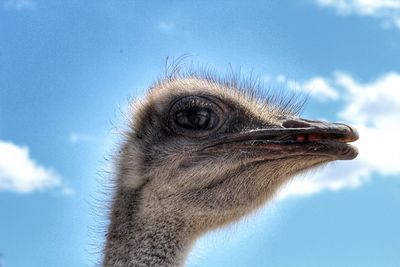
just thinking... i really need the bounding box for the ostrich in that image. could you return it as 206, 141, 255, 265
103, 72, 359, 267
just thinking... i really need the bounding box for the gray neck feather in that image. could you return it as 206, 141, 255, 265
103, 187, 191, 267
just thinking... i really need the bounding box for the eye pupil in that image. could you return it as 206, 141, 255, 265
176, 108, 211, 130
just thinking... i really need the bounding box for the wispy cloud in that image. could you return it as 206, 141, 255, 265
0, 140, 71, 193
315, 0, 400, 29
158, 21, 175, 33
278, 71, 400, 199
282, 75, 339, 101
3, 0, 36, 10
69, 132, 92, 144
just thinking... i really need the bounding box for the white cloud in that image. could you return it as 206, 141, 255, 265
3, 0, 36, 10
315, 0, 400, 29
69, 132, 92, 144
338, 72, 400, 174
278, 71, 400, 199
287, 76, 339, 101
0, 140, 69, 193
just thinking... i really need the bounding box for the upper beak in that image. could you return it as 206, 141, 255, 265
274, 117, 359, 143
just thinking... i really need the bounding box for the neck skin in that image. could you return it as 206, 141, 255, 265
103, 187, 193, 267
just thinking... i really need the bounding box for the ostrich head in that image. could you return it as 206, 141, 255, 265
116, 75, 358, 236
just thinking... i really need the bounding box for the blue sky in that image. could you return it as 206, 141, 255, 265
0, 0, 400, 266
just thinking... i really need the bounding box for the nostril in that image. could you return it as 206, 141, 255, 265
282, 120, 311, 129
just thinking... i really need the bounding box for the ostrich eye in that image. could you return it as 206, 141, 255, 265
168, 96, 223, 136
175, 107, 213, 130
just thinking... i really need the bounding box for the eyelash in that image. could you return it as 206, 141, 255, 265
174, 99, 212, 112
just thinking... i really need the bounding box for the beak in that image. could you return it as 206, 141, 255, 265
203, 117, 359, 160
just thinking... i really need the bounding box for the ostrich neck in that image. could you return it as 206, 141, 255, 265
103, 186, 192, 267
